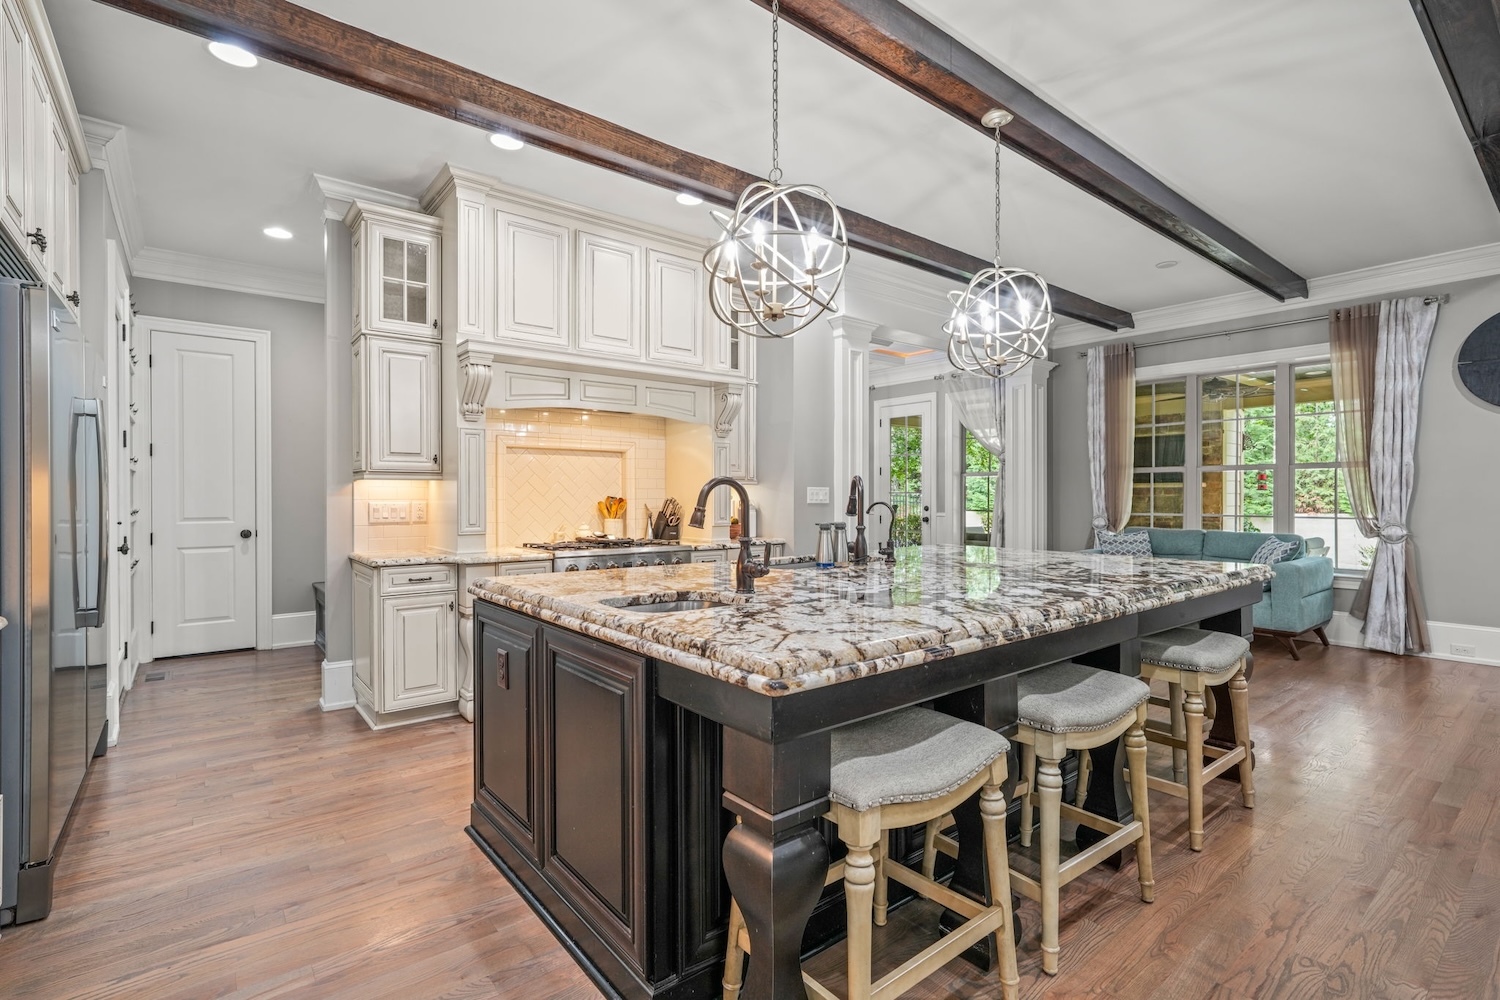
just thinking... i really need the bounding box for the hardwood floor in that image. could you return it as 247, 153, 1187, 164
3, 639, 1498, 999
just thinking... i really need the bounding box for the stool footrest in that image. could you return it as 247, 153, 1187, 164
886, 861, 984, 920
1059, 823, 1143, 884
870, 903, 1004, 1000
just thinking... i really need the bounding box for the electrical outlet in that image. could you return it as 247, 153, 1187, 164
806, 486, 831, 504
411, 501, 428, 523
1451, 643, 1477, 658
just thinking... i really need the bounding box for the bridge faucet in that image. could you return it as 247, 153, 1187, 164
689, 477, 769, 594
845, 475, 869, 565
866, 501, 897, 563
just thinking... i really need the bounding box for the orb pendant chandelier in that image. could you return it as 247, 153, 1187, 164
703, 0, 848, 339
946, 109, 1053, 378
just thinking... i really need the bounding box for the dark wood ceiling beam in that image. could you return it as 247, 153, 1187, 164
1410, 0, 1500, 213
754, 0, 1310, 303
90, 0, 1133, 330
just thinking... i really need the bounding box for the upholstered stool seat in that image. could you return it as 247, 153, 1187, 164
1011, 663, 1154, 976
1138, 627, 1254, 851
723, 706, 1020, 1000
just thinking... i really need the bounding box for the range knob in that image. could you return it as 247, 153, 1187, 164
564, 564, 581, 572
585, 562, 602, 571
671, 557, 686, 565
653, 557, 666, 566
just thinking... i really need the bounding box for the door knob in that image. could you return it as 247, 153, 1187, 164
240, 529, 252, 539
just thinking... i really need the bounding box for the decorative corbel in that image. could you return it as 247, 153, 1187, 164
713, 385, 744, 439
460, 361, 494, 422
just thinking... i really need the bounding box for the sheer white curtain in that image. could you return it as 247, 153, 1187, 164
1088, 343, 1135, 544
1352, 297, 1439, 654
951, 376, 1004, 548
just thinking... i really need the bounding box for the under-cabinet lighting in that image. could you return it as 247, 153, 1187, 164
207, 41, 258, 68
263, 226, 293, 240
489, 132, 525, 151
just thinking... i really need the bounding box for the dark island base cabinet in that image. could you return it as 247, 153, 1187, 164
471, 601, 735, 1000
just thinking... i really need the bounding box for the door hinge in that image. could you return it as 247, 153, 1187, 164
122, 430, 127, 448
150, 621, 155, 634
148, 354, 152, 367
124, 640, 129, 660
149, 532, 154, 545
149, 443, 153, 456
120, 324, 126, 342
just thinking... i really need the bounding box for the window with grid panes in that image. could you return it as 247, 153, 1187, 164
1129, 380, 1187, 528
961, 427, 1001, 545
1131, 359, 1363, 572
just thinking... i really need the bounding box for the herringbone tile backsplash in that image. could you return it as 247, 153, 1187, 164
489, 409, 668, 546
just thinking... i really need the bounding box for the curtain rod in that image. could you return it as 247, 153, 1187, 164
1075, 293, 1449, 358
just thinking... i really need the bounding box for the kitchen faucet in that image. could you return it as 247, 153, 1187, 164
866, 501, 897, 562
689, 477, 769, 594
845, 476, 869, 565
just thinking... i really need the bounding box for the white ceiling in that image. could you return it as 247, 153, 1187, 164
41, 0, 1500, 331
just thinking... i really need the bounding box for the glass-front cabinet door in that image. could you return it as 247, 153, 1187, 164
350, 204, 442, 340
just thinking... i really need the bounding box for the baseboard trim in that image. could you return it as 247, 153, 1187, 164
1324, 612, 1500, 666
271, 611, 316, 649
319, 659, 355, 711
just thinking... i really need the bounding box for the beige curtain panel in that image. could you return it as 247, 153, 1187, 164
1331, 297, 1439, 654
1087, 342, 1135, 541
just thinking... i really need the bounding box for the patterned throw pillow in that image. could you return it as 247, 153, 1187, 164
1251, 537, 1299, 565
1100, 530, 1153, 557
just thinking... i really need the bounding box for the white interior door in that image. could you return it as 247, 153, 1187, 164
110, 278, 137, 700
151, 329, 258, 656
874, 396, 936, 547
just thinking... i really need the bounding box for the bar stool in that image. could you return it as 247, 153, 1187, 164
1137, 627, 1254, 851
1011, 662, 1155, 976
722, 706, 1020, 1000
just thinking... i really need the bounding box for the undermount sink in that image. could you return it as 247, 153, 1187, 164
601, 596, 736, 613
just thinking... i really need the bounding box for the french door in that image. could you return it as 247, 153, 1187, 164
874, 396, 935, 546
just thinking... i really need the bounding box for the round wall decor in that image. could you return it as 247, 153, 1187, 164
1458, 313, 1500, 407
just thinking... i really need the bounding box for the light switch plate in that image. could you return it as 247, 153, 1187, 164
806, 486, 831, 504
411, 501, 428, 523
390, 502, 410, 523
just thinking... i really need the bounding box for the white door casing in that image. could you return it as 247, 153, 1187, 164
874, 394, 936, 546
146, 319, 271, 655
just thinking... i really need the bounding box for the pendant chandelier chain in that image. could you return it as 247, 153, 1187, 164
769, 0, 782, 183
992, 125, 1003, 269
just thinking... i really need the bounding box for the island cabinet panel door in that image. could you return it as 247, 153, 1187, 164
476, 613, 542, 862
541, 626, 649, 972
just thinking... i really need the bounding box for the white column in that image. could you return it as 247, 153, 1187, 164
1003, 359, 1056, 550
830, 317, 875, 498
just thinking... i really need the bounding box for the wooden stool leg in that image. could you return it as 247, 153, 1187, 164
1184, 687, 1206, 851
1230, 666, 1255, 808
1036, 754, 1063, 975
722, 898, 746, 1000
921, 818, 939, 879
1125, 710, 1155, 903
1019, 742, 1037, 849
980, 781, 1020, 1000
843, 840, 877, 1000
1169, 680, 1186, 783
873, 831, 889, 927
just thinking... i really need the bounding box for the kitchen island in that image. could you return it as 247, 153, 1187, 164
467, 546, 1271, 1000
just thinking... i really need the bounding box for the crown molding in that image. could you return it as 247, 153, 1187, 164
1053, 241, 1500, 349
869, 354, 956, 388
132, 247, 325, 303
312, 173, 421, 221
80, 116, 144, 266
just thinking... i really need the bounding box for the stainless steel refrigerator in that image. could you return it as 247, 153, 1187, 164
0, 278, 108, 925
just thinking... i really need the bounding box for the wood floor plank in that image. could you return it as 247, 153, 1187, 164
3, 639, 1500, 999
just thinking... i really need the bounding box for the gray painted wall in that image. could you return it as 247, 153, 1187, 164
1050, 277, 1500, 629
132, 278, 327, 614
323, 221, 354, 663
750, 330, 838, 551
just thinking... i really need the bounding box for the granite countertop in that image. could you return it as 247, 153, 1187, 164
350, 548, 549, 568
470, 546, 1273, 696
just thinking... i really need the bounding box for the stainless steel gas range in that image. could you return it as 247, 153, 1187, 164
522, 539, 693, 572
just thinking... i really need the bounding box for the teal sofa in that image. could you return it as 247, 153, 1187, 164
1103, 528, 1336, 659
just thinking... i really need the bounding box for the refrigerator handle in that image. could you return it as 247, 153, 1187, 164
70, 398, 107, 628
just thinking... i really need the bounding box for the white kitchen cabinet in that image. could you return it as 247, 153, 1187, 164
352, 562, 459, 729
711, 321, 754, 379
498, 209, 570, 348
50, 119, 76, 314
494, 559, 553, 576
647, 249, 704, 367
347, 201, 441, 340
0, 0, 25, 246
690, 549, 727, 564
352, 334, 441, 477
23, 41, 46, 277
576, 229, 642, 358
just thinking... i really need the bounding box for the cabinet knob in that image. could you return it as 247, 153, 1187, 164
432, 319, 438, 329
27, 229, 46, 252
432, 454, 439, 465
67, 292, 80, 306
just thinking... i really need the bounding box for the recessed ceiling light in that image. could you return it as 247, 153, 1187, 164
263, 226, 293, 240
207, 41, 258, 68
1155, 260, 1179, 269
675, 192, 703, 206
489, 132, 525, 151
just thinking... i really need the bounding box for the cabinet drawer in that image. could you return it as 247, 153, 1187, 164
381, 564, 455, 593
